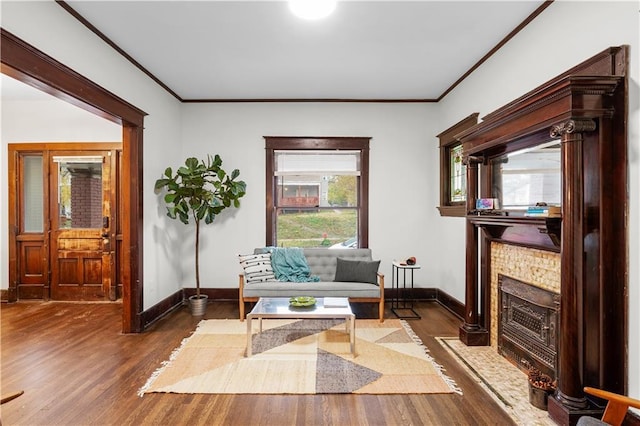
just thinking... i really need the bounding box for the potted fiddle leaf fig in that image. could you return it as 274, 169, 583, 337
154, 154, 246, 316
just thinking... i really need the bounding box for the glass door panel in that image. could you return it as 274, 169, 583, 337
23, 155, 44, 233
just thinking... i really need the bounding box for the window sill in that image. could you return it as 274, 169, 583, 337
437, 205, 466, 217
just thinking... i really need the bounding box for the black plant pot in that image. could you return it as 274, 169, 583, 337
529, 383, 554, 410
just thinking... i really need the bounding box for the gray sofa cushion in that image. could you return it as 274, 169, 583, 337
302, 248, 373, 282
334, 257, 380, 284
254, 247, 374, 282
242, 280, 381, 298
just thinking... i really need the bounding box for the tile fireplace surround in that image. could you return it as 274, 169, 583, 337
490, 243, 561, 347
451, 242, 561, 424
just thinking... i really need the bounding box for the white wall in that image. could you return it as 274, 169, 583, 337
179, 102, 442, 288
1, 98, 122, 142
437, 0, 640, 400
1, 1, 184, 309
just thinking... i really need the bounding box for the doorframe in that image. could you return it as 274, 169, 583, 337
1, 29, 146, 333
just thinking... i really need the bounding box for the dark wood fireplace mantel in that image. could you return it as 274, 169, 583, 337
468, 216, 561, 251
455, 46, 628, 426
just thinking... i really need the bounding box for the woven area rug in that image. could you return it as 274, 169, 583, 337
139, 318, 460, 395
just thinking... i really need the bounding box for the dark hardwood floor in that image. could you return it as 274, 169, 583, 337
1, 300, 515, 425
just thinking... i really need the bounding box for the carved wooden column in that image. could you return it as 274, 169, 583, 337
548, 119, 596, 424
459, 156, 489, 345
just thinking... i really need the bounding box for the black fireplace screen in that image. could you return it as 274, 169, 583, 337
498, 274, 560, 379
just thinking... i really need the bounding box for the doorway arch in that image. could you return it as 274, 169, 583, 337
1, 28, 145, 333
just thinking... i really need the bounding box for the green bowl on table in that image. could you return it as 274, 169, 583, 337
289, 296, 316, 307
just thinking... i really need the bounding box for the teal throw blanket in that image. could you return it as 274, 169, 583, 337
267, 247, 320, 283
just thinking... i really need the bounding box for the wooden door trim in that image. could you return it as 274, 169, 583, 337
7, 149, 21, 302
9, 143, 121, 302
2, 29, 146, 332
9, 142, 123, 151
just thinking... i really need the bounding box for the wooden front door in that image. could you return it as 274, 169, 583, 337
49, 151, 115, 301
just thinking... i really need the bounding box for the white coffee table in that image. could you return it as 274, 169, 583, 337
245, 297, 355, 357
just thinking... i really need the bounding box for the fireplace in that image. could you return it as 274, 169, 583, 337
457, 47, 628, 425
498, 274, 560, 379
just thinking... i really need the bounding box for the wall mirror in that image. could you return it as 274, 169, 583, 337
490, 139, 561, 210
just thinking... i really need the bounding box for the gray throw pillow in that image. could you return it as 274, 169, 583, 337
334, 257, 380, 284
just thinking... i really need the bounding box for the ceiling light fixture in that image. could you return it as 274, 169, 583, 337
289, 0, 337, 20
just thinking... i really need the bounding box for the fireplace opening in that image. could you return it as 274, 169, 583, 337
498, 274, 560, 379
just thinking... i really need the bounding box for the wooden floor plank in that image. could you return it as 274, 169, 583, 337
1, 300, 516, 425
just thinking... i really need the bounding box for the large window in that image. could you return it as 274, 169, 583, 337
265, 137, 369, 248
437, 113, 478, 217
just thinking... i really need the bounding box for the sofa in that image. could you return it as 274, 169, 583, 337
239, 248, 384, 322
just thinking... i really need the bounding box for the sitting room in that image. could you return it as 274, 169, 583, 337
1, 1, 638, 425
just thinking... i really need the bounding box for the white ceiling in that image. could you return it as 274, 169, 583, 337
53, 0, 547, 101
